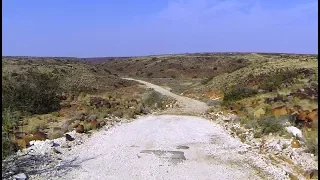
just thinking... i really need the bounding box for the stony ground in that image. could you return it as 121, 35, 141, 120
2, 78, 317, 180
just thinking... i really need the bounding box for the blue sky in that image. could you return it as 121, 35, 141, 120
2, 0, 318, 57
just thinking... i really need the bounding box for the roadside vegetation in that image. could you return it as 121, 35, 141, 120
1, 57, 173, 158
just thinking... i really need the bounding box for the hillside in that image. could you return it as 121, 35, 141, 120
101, 52, 318, 157
2, 53, 318, 179
2, 56, 175, 158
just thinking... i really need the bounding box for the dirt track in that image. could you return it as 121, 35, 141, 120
123, 78, 209, 115
29, 79, 288, 180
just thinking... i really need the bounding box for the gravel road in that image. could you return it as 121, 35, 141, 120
29, 78, 289, 180
123, 78, 209, 115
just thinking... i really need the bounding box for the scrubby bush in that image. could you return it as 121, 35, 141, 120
303, 128, 318, 156
2, 71, 61, 157
240, 116, 259, 130
142, 90, 165, 109
258, 115, 284, 134
2, 108, 21, 157
222, 84, 258, 105
2, 108, 21, 131
259, 68, 313, 92
2, 129, 17, 158
2, 70, 61, 114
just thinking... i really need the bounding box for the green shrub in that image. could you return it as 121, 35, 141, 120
2, 108, 21, 131
258, 115, 284, 134
223, 84, 258, 105
2, 70, 61, 114
240, 116, 259, 129
2, 130, 17, 158
142, 90, 164, 109
259, 68, 313, 92
2, 108, 21, 158
303, 129, 318, 156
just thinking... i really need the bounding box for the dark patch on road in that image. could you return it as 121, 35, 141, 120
176, 145, 189, 149
139, 150, 186, 164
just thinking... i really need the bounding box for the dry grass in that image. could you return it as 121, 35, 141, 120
24, 117, 48, 134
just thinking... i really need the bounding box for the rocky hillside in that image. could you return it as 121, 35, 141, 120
101, 52, 318, 158
2, 56, 177, 158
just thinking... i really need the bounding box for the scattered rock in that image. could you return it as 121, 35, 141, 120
65, 134, 75, 141
291, 140, 301, 148
71, 113, 86, 121
91, 119, 99, 129
298, 111, 308, 121
47, 128, 64, 140
53, 148, 62, 154
76, 124, 85, 133
272, 105, 288, 119
60, 119, 74, 132
223, 114, 240, 122
141, 107, 150, 114
89, 97, 111, 108
285, 126, 303, 140
304, 169, 318, 180
13, 173, 27, 180
72, 122, 80, 128
51, 142, 60, 147
99, 121, 106, 126
307, 109, 318, 122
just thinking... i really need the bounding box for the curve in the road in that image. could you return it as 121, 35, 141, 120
123, 78, 209, 115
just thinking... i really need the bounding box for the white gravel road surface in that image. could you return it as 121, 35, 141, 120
24, 78, 288, 180
52, 115, 287, 180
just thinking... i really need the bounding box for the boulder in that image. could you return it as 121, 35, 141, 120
72, 122, 80, 128
91, 119, 99, 129
219, 114, 240, 122
99, 121, 106, 126
285, 126, 303, 139
16, 131, 47, 149
304, 169, 318, 180
76, 124, 84, 133
13, 173, 27, 180
89, 97, 111, 108
307, 109, 318, 122
291, 140, 301, 148
298, 111, 308, 121
271, 105, 288, 119
65, 134, 75, 141
47, 127, 64, 139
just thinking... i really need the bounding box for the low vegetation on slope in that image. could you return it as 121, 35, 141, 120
101, 53, 318, 158
2, 57, 175, 157
100, 53, 250, 79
